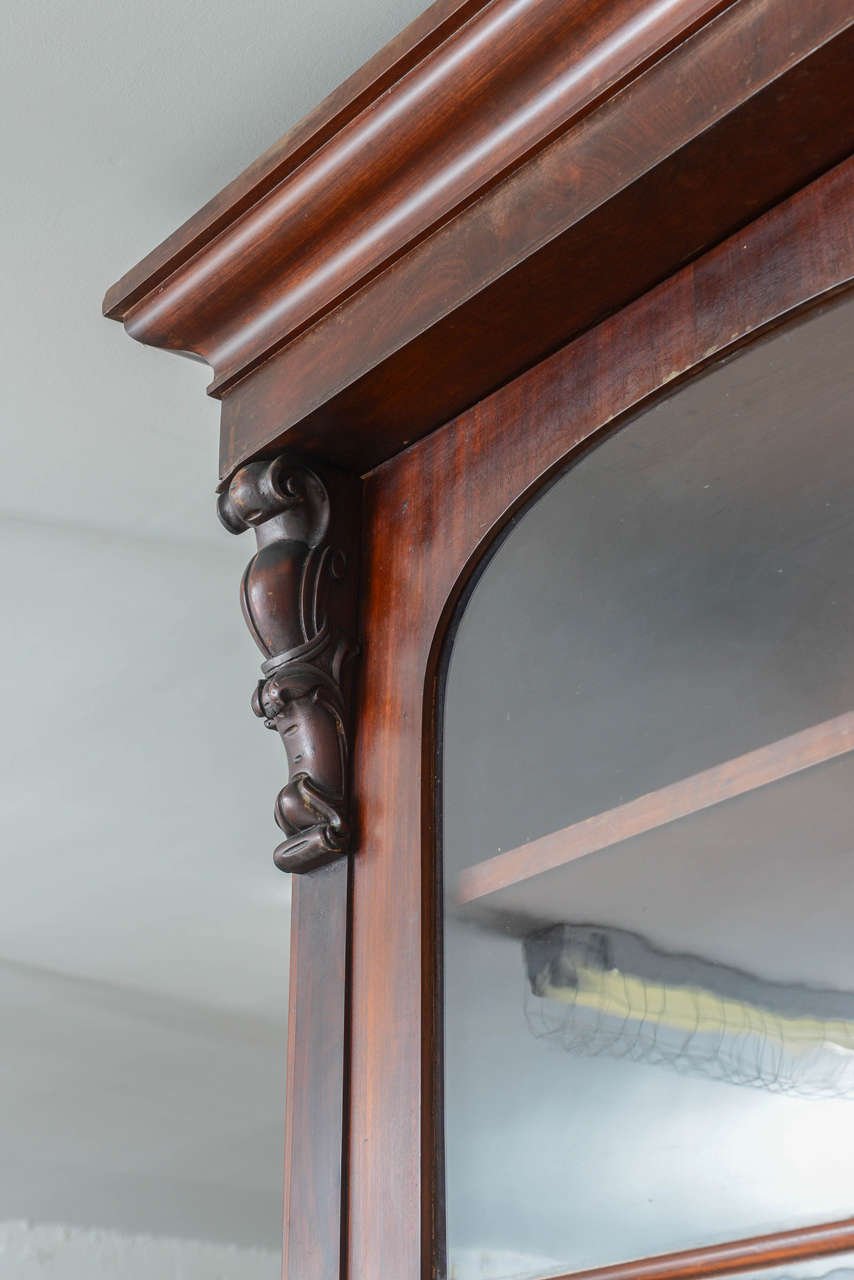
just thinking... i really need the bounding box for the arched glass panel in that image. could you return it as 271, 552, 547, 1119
441, 293, 854, 1280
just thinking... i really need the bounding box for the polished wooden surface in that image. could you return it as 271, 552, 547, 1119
218, 0, 854, 478
101, 2, 854, 1271
114, 0, 736, 387
104, 0, 734, 354
103, 0, 488, 317
281, 861, 350, 1280
350, 161, 854, 1277
457, 710, 854, 905
544, 1218, 854, 1280
217, 458, 361, 873
102, 0, 854, 481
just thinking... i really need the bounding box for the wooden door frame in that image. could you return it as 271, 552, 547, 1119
350, 157, 854, 1279
101, 0, 854, 1273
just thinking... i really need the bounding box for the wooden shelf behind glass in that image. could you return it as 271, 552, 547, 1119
455, 711, 854, 924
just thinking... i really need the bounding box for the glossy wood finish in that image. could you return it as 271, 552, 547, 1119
545, 1218, 854, 1280
218, 457, 361, 873
457, 710, 854, 905
102, 0, 490, 317
104, 0, 737, 358
350, 159, 854, 1278
218, 1, 854, 478
103, 0, 854, 482
112, 0, 736, 384
102, 2, 854, 1272
282, 860, 349, 1280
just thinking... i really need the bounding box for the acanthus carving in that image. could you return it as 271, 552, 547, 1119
218, 455, 360, 873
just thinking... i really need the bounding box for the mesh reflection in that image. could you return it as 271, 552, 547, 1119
524, 924, 854, 1098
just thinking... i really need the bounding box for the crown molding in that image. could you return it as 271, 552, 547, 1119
102, 0, 485, 321
104, 0, 734, 370
104, 0, 854, 480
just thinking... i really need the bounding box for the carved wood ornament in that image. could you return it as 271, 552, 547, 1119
102, 1, 854, 1275
217, 455, 360, 873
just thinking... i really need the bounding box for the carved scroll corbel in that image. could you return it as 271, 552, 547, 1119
217, 456, 360, 873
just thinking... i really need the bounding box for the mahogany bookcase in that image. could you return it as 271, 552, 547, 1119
104, 1, 854, 1277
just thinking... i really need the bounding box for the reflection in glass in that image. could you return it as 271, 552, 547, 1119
441, 295, 854, 1280
525, 922, 854, 1098
738, 1255, 854, 1280
447, 1251, 854, 1280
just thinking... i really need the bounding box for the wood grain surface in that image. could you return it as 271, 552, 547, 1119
102, 0, 491, 317
281, 862, 350, 1280
102, 0, 854, 480
101, 4, 854, 1273
217, 1, 854, 478
348, 160, 854, 1278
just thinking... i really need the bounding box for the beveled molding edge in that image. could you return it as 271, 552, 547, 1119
218, 454, 360, 873
102, 0, 736, 389
103, 0, 854, 485
102, 0, 485, 318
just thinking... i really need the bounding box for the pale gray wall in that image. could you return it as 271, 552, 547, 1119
0, 0, 423, 1260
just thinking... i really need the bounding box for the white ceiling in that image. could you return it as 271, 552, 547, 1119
0, 0, 424, 1253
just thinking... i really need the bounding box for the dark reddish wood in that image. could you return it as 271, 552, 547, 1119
106, 0, 736, 365
102, 0, 490, 318
103, 0, 854, 482
349, 161, 854, 1278
541, 1217, 854, 1280
218, 457, 361, 873
457, 710, 854, 905
218, 4, 854, 478
282, 860, 350, 1280
103, 3, 854, 1273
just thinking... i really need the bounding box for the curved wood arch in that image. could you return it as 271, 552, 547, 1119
101, 0, 854, 1269
350, 156, 854, 1279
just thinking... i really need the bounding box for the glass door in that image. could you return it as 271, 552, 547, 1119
441, 294, 854, 1280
